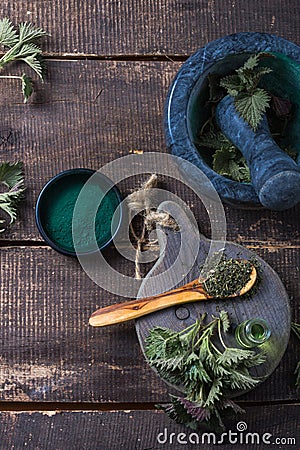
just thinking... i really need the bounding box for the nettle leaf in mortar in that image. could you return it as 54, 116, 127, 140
234, 89, 271, 131
220, 54, 272, 131
0, 18, 48, 102
212, 146, 251, 183
0, 162, 25, 232
198, 53, 297, 182
145, 311, 266, 430
197, 130, 251, 183
234, 88, 271, 131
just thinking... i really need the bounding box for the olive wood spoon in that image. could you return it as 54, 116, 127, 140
89, 264, 256, 327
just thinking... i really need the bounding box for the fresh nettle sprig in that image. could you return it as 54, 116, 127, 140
145, 311, 266, 430
0, 18, 48, 102
220, 54, 273, 131
291, 322, 300, 389
0, 162, 25, 232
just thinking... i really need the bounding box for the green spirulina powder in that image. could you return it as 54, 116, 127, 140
44, 177, 120, 253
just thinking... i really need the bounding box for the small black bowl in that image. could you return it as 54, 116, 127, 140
35, 168, 122, 256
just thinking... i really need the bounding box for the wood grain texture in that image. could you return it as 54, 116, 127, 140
0, 60, 178, 240
0, 59, 299, 244
0, 1, 298, 445
0, 406, 298, 449
0, 246, 298, 402
1, 1, 300, 55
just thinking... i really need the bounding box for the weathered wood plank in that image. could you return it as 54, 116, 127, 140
0, 60, 299, 244
0, 246, 298, 402
0, 60, 178, 240
0, 406, 298, 449
1, 1, 300, 55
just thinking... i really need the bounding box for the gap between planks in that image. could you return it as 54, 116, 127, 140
0, 240, 299, 250
0, 53, 188, 62
0, 400, 298, 413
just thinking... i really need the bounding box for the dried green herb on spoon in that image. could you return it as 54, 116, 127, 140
203, 257, 254, 298
145, 311, 266, 430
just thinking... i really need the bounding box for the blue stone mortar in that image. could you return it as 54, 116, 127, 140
164, 32, 300, 209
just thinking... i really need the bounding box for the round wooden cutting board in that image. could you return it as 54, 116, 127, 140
135, 201, 291, 393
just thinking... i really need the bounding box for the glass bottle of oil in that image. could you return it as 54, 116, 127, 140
235, 318, 271, 348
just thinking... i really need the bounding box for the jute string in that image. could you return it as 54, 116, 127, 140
127, 174, 179, 279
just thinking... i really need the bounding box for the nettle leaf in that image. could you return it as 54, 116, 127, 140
220, 74, 244, 97
235, 158, 251, 183
0, 195, 20, 224
197, 130, 235, 151
0, 20, 47, 101
242, 351, 267, 368
199, 130, 251, 183
213, 146, 250, 182
0, 18, 18, 47
179, 320, 201, 348
154, 354, 186, 372
0, 161, 24, 189
219, 54, 273, 131
179, 397, 211, 423
212, 146, 235, 175
238, 54, 260, 73
252, 66, 273, 85
0, 162, 25, 231
145, 326, 182, 362
158, 396, 199, 430
22, 54, 44, 79
204, 378, 223, 407
217, 347, 256, 366
211, 363, 231, 377
18, 42, 43, 55
225, 369, 260, 390
234, 88, 271, 131
21, 74, 33, 102
228, 159, 250, 183
219, 310, 230, 333
185, 360, 212, 385
18, 22, 47, 44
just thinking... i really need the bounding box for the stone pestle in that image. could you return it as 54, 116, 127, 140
215, 95, 300, 210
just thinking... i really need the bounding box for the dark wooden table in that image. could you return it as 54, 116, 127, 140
0, 1, 299, 449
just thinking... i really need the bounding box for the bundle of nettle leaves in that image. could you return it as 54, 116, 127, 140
145, 310, 266, 431
198, 53, 296, 182
0, 18, 47, 231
